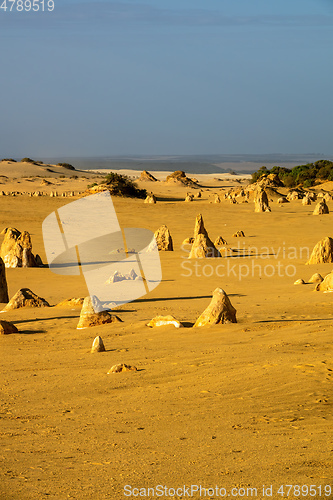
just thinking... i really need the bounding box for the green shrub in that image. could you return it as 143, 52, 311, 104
21, 157, 36, 163
251, 159, 333, 187
57, 163, 75, 170
102, 172, 147, 198
316, 166, 331, 179
282, 174, 296, 188
1, 158, 17, 162
303, 178, 314, 188
250, 166, 268, 183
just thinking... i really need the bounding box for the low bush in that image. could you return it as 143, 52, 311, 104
102, 172, 147, 198
21, 157, 36, 163
251, 160, 333, 187
57, 163, 75, 170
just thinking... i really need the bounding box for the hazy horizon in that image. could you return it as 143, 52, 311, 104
19, 153, 333, 175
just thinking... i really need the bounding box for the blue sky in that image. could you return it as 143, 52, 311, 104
0, 0, 332, 157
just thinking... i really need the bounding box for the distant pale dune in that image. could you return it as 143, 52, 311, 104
87, 168, 252, 182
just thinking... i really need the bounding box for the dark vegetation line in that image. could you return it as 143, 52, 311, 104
251, 160, 333, 188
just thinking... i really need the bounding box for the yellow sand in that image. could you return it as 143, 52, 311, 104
0, 163, 332, 500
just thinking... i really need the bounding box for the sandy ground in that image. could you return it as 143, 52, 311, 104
0, 162, 332, 500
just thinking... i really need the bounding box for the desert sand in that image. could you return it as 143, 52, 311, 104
0, 161, 332, 500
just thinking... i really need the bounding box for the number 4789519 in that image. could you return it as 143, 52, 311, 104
277, 485, 332, 497
0, 0, 55, 11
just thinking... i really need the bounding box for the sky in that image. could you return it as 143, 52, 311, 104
0, 0, 333, 158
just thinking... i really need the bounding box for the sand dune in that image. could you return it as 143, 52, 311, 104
0, 160, 99, 179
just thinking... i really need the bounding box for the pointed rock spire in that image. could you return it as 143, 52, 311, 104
194, 288, 237, 326
0, 257, 9, 303
306, 237, 333, 265
308, 273, 323, 284
91, 336, 106, 353
154, 225, 173, 251
254, 187, 271, 212
189, 214, 220, 258
77, 296, 122, 329
0, 320, 18, 335
2, 288, 49, 312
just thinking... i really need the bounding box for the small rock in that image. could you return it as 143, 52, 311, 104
313, 200, 329, 215
105, 269, 140, 284
106, 271, 126, 284
107, 364, 137, 374
77, 296, 122, 329
306, 237, 333, 265
165, 171, 198, 187
214, 236, 228, 246
2, 288, 50, 312
91, 336, 106, 353
287, 190, 302, 201
153, 225, 173, 251
314, 271, 333, 292
139, 170, 158, 182
55, 297, 85, 307
308, 273, 324, 284
294, 279, 305, 285
144, 193, 156, 204
127, 268, 139, 280
0, 320, 18, 335
302, 194, 312, 206
147, 315, 183, 328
